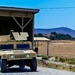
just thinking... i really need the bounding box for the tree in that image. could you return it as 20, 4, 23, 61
34, 33, 44, 37
34, 34, 39, 37
50, 32, 57, 40
51, 32, 57, 35
50, 32, 74, 40
38, 33, 44, 37
50, 34, 56, 40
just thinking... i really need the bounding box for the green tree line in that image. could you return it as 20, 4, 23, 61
34, 32, 75, 40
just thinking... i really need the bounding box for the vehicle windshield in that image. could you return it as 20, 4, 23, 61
0, 44, 13, 50
0, 44, 30, 50
17, 44, 30, 49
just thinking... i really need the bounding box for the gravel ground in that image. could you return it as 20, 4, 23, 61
0, 66, 75, 75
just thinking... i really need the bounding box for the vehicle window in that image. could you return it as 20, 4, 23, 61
17, 44, 30, 49
0, 44, 13, 49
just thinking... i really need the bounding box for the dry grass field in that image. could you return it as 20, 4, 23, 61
37, 40, 75, 58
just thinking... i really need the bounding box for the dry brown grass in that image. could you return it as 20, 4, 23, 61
37, 60, 75, 72
37, 40, 75, 58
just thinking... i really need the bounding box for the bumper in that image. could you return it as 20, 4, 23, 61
1, 53, 36, 60
7, 59, 32, 65
0, 50, 37, 60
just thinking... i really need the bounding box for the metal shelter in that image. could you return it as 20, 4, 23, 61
0, 6, 39, 32
0, 6, 39, 48
34, 37, 50, 56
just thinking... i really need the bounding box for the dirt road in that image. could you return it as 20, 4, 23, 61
0, 66, 75, 75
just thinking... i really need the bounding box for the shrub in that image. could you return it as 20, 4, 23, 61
41, 54, 48, 60
55, 56, 60, 61
59, 58, 66, 62
67, 59, 75, 64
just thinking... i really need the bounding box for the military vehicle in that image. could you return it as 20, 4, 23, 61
0, 6, 39, 72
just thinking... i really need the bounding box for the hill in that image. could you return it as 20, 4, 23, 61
34, 27, 75, 37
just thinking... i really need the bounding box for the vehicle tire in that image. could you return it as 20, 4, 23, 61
30, 57, 37, 71
19, 65, 25, 68
0, 59, 2, 71
1, 59, 7, 72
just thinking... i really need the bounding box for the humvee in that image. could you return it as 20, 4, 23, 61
0, 6, 39, 72
0, 32, 37, 72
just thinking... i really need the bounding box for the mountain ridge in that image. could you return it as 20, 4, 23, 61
34, 27, 75, 37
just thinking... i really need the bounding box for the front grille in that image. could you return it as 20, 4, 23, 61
15, 54, 25, 59
13, 50, 24, 54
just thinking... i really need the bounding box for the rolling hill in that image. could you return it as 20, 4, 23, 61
34, 27, 75, 37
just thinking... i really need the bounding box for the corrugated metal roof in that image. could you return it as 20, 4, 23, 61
34, 37, 50, 41
0, 6, 39, 13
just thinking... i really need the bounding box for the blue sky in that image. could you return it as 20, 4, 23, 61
0, 0, 75, 30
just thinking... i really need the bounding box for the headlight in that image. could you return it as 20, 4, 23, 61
26, 54, 30, 58
2, 54, 7, 59
10, 55, 14, 59
3, 54, 6, 57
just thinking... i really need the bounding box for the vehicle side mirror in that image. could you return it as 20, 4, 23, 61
34, 48, 38, 53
